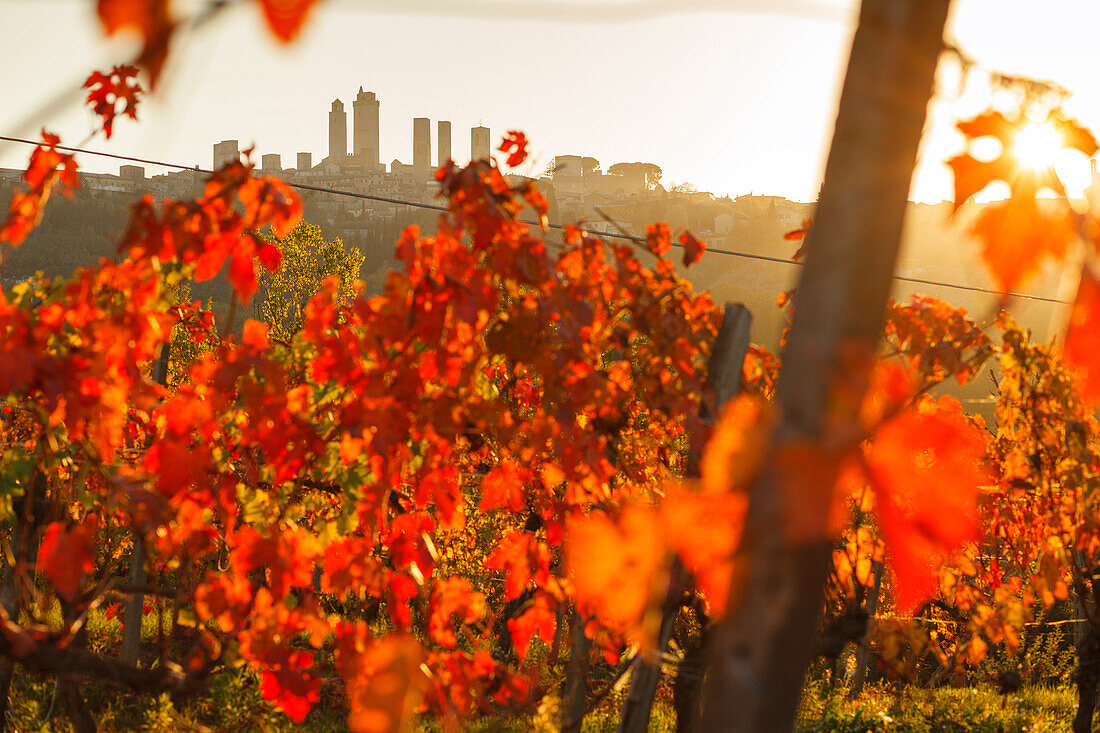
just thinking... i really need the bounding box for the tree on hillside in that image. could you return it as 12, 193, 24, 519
607, 162, 663, 190
253, 222, 364, 342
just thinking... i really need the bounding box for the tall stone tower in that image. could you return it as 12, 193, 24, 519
471, 126, 491, 162
413, 118, 431, 177
353, 87, 380, 169
437, 121, 452, 167
213, 139, 239, 169
261, 153, 281, 172
329, 99, 347, 162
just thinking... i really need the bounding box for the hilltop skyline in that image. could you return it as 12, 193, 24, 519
3, 0, 1100, 203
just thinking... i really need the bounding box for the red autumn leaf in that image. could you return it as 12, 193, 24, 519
38, 521, 96, 602
415, 465, 465, 530
498, 131, 529, 167
1064, 266, 1100, 403
865, 397, 992, 613
662, 489, 748, 617
784, 218, 812, 241
0, 131, 79, 245
645, 222, 672, 258
242, 318, 271, 350
700, 395, 775, 496
567, 506, 663, 635
192, 232, 235, 282
947, 108, 1094, 291
227, 235, 262, 302
336, 629, 425, 733
507, 594, 556, 662
948, 110, 1097, 211
775, 441, 843, 544
257, 0, 320, 42
257, 241, 282, 272
785, 218, 812, 261
428, 578, 486, 649
680, 230, 706, 267
96, 0, 176, 88
970, 194, 1075, 293
322, 538, 385, 599
239, 175, 302, 237
484, 532, 550, 601
947, 111, 1019, 210
259, 650, 320, 723
83, 65, 144, 139
479, 461, 527, 512
539, 463, 565, 491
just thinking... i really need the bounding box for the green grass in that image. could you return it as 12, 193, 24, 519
798, 683, 1080, 733
4, 604, 1087, 731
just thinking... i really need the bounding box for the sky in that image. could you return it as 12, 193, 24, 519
1, 0, 1099, 203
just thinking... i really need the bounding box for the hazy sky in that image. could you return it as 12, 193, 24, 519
1, 0, 1099, 202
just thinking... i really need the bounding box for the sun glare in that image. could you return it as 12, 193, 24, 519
1012, 122, 1065, 172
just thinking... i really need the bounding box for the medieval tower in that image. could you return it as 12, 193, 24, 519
328, 99, 347, 162
471, 125, 491, 162
353, 87, 380, 169
437, 121, 452, 167
413, 118, 432, 177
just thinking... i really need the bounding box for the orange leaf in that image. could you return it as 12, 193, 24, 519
83, 65, 144, 139
948, 108, 1094, 291
1064, 266, 1100, 403
785, 218, 812, 261
498, 131, 529, 168
539, 463, 565, 491
479, 461, 527, 512
784, 218, 812, 240
96, 0, 175, 88
484, 532, 550, 601
258, 650, 320, 723
239, 175, 302, 237
948, 109, 1097, 211
428, 578, 486, 649
257, 0, 320, 42
337, 629, 425, 733
0, 131, 79, 245
567, 506, 663, 635
241, 319, 271, 350
775, 442, 842, 543
680, 230, 706, 267
39, 521, 96, 602
700, 395, 775, 495
866, 397, 992, 613
645, 222, 672, 257
507, 594, 556, 662
662, 488, 747, 617
971, 195, 1075, 293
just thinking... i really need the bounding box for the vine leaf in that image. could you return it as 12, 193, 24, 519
258, 0, 321, 42
1064, 266, 1100, 403
498, 131, 529, 168
948, 109, 1096, 291
38, 521, 96, 602
866, 397, 992, 612
84, 65, 144, 139
96, 0, 175, 88
0, 131, 79, 245
680, 230, 707, 267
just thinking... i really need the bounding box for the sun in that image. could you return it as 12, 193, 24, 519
1012, 121, 1064, 172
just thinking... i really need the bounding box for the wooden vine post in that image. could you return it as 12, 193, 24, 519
617, 302, 753, 733
121, 345, 169, 666
699, 1, 954, 729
